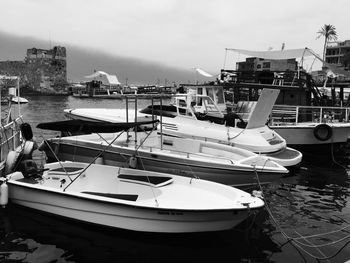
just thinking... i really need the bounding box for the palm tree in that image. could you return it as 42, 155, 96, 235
317, 24, 338, 64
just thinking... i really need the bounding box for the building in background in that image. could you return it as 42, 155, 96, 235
236, 57, 297, 72
325, 40, 350, 71
0, 46, 67, 94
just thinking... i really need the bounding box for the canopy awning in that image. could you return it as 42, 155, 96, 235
37, 119, 159, 133
85, 71, 121, 85
226, 48, 314, 60
226, 47, 350, 78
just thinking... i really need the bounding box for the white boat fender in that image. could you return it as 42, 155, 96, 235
313, 124, 332, 141
128, 156, 137, 169
0, 178, 8, 208
22, 140, 35, 156
5, 141, 35, 174
5, 150, 21, 174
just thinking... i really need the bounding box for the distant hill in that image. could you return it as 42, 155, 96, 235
0, 31, 208, 85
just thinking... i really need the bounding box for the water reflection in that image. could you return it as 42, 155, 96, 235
0, 204, 280, 263
4, 95, 350, 262
261, 164, 350, 262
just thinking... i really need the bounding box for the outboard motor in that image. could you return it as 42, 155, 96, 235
16, 159, 38, 178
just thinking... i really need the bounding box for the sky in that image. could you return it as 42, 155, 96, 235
0, 0, 349, 77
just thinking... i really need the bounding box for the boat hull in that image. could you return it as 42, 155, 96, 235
43, 139, 285, 188
271, 123, 350, 146
64, 108, 302, 169
6, 162, 264, 233
272, 124, 349, 154
9, 185, 250, 233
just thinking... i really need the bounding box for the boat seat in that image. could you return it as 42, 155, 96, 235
118, 173, 173, 187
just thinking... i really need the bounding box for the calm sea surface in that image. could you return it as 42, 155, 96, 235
2, 95, 350, 262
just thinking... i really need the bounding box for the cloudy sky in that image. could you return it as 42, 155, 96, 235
1, 0, 349, 76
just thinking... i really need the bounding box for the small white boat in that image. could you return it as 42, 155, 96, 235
64, 90, 303, 170
11, 96, 29, 104
3, 161, 264, 233
37, 119, 288, 187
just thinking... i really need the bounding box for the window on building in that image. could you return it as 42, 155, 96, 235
262, 62, 270, 69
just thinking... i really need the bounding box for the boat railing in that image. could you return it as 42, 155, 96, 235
270, 105, 350, 126
0, 116, 22, 164
139, 143, 235, 165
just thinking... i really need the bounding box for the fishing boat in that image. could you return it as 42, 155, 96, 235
37, 119, 288, 188
1, 119, 265, 233
72, 71, 123, 99
64, 90, 303, 171
178, 48, 350, 158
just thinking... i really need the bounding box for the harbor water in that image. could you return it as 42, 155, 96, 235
1, 95, 350, 262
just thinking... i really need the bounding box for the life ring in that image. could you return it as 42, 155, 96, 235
313, 124, 333, 141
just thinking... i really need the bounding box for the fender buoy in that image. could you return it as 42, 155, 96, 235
128, 156, 137, 169
0, 179, 8, 207
5, 150, 21, 174
313, 124, 333, 141
22, 141, 35, 156
20, 123, 33, 141
5, 141, 35, 174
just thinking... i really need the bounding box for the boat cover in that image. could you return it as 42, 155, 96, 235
85, 71, 121, 85
37, 119, 159, 133
226, 48, 314, 60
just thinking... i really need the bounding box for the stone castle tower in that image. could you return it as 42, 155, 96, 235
0, 46, 67, 93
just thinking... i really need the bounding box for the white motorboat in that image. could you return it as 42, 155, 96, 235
37, 119, 288, 188
185, 84, 350, 156
64, 90, 303, 170
11, 96, 29, 104
2, 160, 264, 233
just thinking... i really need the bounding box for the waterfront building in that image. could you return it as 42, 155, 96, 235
325, 40, 350, 71
236, 57, 297, 72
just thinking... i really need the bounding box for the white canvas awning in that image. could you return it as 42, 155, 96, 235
226, 48, 314, 60
227, 47, 350, 78
85, 71, 121, 85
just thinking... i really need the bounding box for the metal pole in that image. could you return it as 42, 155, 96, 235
134, 96, 137, 147
160, 97, 163, 150
17, 77, 21, 116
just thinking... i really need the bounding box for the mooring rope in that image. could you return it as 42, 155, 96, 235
254, 159, 350, 260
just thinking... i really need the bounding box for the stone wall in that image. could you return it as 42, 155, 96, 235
0, 46, 67, 94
